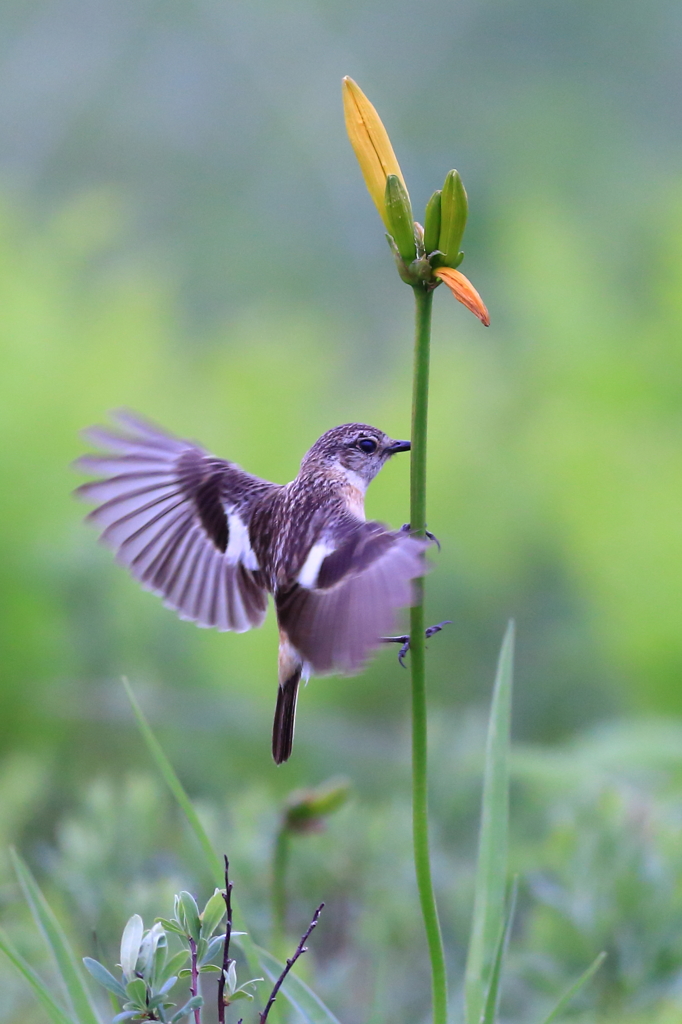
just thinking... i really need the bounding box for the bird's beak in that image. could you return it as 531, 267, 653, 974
386, 439, 411, 455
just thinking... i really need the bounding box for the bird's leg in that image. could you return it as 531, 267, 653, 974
382, 620, 452, 668
400, 522, 441, 552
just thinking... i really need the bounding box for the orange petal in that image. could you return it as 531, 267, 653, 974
433, 266, 490, 326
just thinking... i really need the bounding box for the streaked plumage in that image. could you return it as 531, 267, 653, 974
75, 412, 428, 762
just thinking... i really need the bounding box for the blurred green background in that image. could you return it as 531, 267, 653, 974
2, 0, 682, 1022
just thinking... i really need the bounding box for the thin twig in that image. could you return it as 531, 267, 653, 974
259, 904, 324, 1024
217, 855, 233, 1024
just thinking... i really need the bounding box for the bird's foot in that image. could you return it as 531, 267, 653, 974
400, 522, 441, 552
382, 620, 452, 668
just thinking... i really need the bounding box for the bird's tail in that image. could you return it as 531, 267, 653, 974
272, 670, 301, 764
273, 632, 303, 764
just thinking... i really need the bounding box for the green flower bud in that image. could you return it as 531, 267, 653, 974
423, 190, 442, 255
438, 169, 468, 268
284, 778, 351, 834
384, 174, 417, 264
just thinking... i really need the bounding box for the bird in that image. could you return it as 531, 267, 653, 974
74, 411, 430, 763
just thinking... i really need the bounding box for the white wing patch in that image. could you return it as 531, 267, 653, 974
225, 508, 259, 569
296, 539, 335, 588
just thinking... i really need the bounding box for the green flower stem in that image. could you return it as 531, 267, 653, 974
410, 283, 448, 1024
272, 824, 290, 947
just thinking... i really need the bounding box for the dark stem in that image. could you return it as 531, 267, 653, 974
217, 855, 233, 1024
259, 904, 324, 1024
187, 937, 201, 1024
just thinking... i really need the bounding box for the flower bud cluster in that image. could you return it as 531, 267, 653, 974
343, 77, 489, 326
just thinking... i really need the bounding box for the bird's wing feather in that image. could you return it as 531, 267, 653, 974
75, 410, 277, 632
276, 520, 429, 674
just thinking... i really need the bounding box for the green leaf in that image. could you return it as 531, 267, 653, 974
0, 926, 74, 1024
253, 944, 342, 1024
200, 934, 226, 966
170, 995, 203, 1023
481, 880, 517, 1024
120, 915, 144, 980
10, 848, 101, 1024
159, 950, 190, 985
464, 622, 515, 1024
199, 963, 222, 973
538, 952, 607, 1024
122, 678, 224, 884
83, 958, 127, 1001
125, 978, 147, 1007
155, 917, 186, 936
200, 890, 226, 940
178, 892, 201, 943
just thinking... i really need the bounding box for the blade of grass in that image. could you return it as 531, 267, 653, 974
10, 849, 101, 1024
538, 952, 606, 1024
0, 926, 75, 1024
122, 677, 224, 885
122, 678, 341, 1024
254, 944, 343, 1024
481, 879, 517, 1024
464, 621, 515, 1024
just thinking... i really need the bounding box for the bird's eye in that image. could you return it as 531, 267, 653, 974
357, 438, 377, 454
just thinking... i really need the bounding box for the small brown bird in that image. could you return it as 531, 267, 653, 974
75, 412, 428, 763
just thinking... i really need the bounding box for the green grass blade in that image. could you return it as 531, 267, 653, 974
10, 849, 101, 1024
538, 952, 606, 1024
122, 677, 224, 885
481, 879, 517, 1024
254, 944, 343, 1024
0, 926, 75, 1024
464, 621, 515, 1024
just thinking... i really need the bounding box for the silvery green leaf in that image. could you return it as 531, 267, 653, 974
158, 975, 179, 995
159, 950, 189, 985
201, 935, 226, 965
155, 918, 185, 936
139, 922, 165, 980
196, 938, 207, 964
112, 1012, 138, 1022
120, 915, 144, 980
229, 989, 254, 1002
178, 893, 201, 942
226, 960, 237, 993
83, 957, 127, 1001
170, 995, 203, 1023
125, 978, 147, 1008
200, 891, 226, 940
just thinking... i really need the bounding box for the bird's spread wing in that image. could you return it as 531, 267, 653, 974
275, 520, 430, 675
75, 411, 277, 632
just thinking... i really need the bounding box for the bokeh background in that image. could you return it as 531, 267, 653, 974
2, 1, 682, 1022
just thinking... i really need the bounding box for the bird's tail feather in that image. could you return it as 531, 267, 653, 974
272, 668, 301, 764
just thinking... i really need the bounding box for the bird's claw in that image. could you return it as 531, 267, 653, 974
400, 522, 441, 552
382, 620, 452, 668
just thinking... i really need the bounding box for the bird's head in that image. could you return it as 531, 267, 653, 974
300, 423, 411, 488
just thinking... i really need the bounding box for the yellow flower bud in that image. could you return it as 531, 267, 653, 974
434, 267, 490, 326
342, 76, 407, 231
